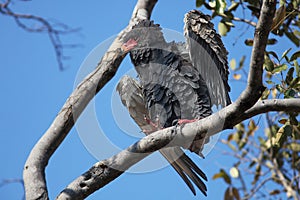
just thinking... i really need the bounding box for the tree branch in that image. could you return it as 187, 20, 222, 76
0, 0, 80, 70
57, 97, 300, 199
23, 1, 157, 199
225, 0, 276, 122
240, 99, 300, 123
232, 16, 257, 27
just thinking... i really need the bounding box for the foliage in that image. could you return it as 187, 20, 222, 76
196, 0, 300, 199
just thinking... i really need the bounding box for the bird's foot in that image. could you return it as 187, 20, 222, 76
142, 115, 162, 134
176, 119, 199, 125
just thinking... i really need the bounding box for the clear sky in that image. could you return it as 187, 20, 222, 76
0, 0, 295, 200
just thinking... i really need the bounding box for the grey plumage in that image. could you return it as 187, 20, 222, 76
117, 76, 208, 196
117, 10, 230, 196
184, 10, 230, 107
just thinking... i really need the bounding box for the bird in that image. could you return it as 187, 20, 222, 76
117, 10, 230, 196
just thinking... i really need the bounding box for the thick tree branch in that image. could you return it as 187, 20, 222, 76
240, 99, 300, 123
57, 97, 300, 199
224, 0, 276, 123
23, 1, 157, 199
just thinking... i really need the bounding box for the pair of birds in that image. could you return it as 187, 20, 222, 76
117, 10, 230, 196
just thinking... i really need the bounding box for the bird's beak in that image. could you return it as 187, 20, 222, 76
121, 39, 138, 53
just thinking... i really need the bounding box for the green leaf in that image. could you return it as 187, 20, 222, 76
248, 119, 256, 131
249, 160, 256, 168
274, 124, 292, 147
289, 114, 298, 125
232, 187, 241, 200
258, 136, 266, 147
290, 51, 300, 62
264, 54, 274, 72
276, 84, 284, 93
224, 21, 235, 27
271, 5, 286, 31
267, 51, 279, 62
272, 64, 288, 74
285, 67, 294, 85
218, 22, 229, 36
270, 189, 281, 195
238, 139, 247, 149
289, 77, 300, 88
267, 38, 277, 45
196, 0, 205, 7
294, 60, 299, 76
288, 143, 300, 152
247, 5, 260, 15
227, 133, 234, 141
238, 56, 246, 70
228, 2, 239, 12
212, 169, 232, 184
284, 88, 296, 98
224, 187, 233, 200
244, 39, 253, 46
230, 59, 236, 70
261, 88, 270, 100
233, 74, 241, 80
281, 48, 292, 61
247, 119, 257, 136
227, 142, 237, 152
266, 80, 274, 84
216, 0, 227, 14
252, 165, 261, 185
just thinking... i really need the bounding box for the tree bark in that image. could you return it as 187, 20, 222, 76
23, 1, 157, 199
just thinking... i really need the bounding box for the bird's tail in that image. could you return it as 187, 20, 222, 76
159, 147, 207, 196
117, 75, 207, 196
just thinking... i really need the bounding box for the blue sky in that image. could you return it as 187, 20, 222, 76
0, 1, 295, 199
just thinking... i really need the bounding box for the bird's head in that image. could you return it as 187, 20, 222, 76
122, 20, 165, 53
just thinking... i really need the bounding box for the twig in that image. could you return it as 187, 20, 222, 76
242, 177, 273, 200
0, 1, 80, 70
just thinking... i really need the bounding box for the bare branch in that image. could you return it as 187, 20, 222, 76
242, 177, 273, 200
232, 16, 257, 27
0, 1, 80, 70
273, 158, 299, 200
57, 97, 300, 199
240, 99, 300, 122
22, 0, 158, 199
227, 0, 276, 119
0, 178, 24, 188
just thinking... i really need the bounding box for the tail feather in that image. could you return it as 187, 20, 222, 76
117, 76, 208, 196
160, 147, 207, 196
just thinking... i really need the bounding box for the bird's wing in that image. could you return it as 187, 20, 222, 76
184, 10, 231, 107
117, 75, 207, 196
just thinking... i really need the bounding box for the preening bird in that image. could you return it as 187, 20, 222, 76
117, 10, 230, 196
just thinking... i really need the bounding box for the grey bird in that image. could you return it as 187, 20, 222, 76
117, 10, 230, 196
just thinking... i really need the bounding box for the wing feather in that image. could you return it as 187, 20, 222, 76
184, 10, 231, 107
117, 75, 207, 195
